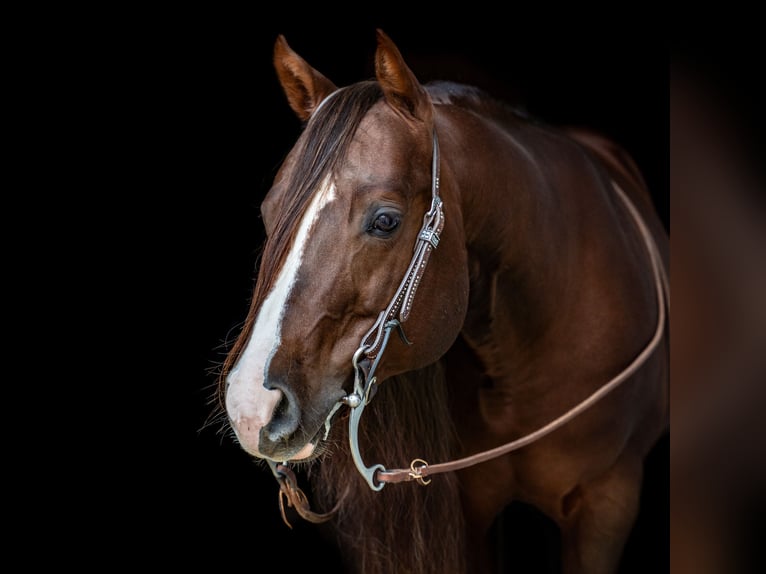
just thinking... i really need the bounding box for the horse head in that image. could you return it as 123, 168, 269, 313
223, 30, 469, 464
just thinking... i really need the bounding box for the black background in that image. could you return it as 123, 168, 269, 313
87, 11, 668, 573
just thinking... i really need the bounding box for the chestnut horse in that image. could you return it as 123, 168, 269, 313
218, 30, 668, 574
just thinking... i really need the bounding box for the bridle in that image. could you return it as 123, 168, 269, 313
338, 130, 444, 490
267, 123, 670, 524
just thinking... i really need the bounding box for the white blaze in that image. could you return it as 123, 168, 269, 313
226, 176, 337, 456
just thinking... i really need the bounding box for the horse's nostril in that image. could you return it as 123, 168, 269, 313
272, 393, 289, 422
263, 383, 300, 441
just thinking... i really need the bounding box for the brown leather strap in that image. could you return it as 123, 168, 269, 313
273, 463, 339, 527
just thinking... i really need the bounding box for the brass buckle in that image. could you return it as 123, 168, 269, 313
408, 458, 431, 486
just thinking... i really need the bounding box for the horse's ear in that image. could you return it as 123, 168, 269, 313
374, 29, 433, 125
273, 34, 338, 122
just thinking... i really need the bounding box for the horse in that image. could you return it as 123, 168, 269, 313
217, 29, 669, 574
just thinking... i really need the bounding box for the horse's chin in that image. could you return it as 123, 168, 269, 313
290, 416, 340, 461
254, 440, 319, 463
287, 413, 346, 462
252, 395, 347, 463
240, 431, 321, 463
289, 440, 318, 461
260, 423, 330, 463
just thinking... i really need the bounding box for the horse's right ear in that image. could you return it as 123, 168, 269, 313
273, 35, 338, 122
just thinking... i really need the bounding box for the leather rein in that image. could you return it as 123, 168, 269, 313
268, 127, 669, 524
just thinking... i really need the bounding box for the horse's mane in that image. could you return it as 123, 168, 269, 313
310, 360, 466, 574
426, 79, 532, 123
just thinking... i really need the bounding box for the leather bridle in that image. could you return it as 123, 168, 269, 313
339, 130, 444, 491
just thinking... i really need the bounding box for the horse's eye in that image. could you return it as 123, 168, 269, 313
368, 212, 400, 236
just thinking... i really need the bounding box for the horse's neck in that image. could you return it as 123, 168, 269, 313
444, 110, 657, 392
448, 115, 590, 338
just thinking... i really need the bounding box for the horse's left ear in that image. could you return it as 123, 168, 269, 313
375, 29, 433, 126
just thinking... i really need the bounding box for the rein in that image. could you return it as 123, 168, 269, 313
269, 128, 669, 524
